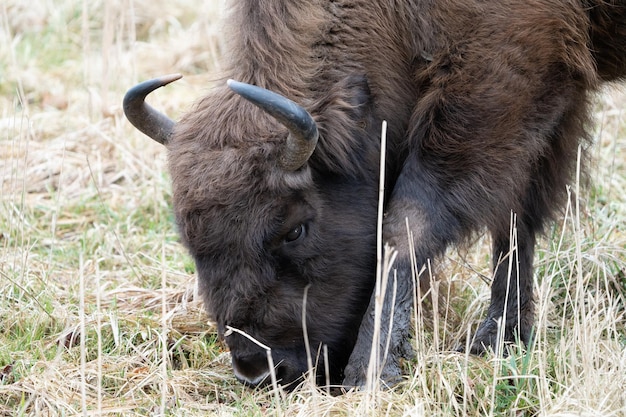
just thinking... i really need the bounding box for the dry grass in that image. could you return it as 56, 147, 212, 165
1, 1, 625, 416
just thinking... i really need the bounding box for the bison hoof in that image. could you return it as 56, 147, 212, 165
342, 359, 367, 388
342, 359, 404, 389
462, 318, 532, 355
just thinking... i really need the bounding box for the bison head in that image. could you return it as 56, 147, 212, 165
123, 74, 380, 388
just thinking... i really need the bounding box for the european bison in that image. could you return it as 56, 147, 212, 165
123, 0, 626, 388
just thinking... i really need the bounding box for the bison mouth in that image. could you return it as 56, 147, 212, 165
225, 326, 347, 391
231, 348, 310, 390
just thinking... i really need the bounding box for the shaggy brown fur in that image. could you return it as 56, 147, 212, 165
158, 0, 626, 388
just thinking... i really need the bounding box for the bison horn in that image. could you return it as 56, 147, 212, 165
227, 80, 319, 171
123, 74, 182, 145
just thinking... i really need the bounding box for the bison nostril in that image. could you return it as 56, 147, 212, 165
231, 355, 271, 387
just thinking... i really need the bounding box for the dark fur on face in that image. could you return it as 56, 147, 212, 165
169, 72, 382, 385
161, 0, 626, 388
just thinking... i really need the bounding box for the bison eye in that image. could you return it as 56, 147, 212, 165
284, 223, 306, 243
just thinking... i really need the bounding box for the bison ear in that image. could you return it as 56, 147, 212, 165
335, 74, 372, 113
309, 74, 375, 175
316, 74, 373, 123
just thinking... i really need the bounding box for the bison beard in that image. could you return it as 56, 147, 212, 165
124, 0, 626, 390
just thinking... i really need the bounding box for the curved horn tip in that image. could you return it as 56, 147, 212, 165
124, 74, 183, 103
123, 74, 182, 145
226, 79, 249, 94
159, 73, 184, 85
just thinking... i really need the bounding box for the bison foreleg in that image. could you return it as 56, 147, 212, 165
469, 218, 536, 354
343, 163, 458, 388
342, 256, 416, 388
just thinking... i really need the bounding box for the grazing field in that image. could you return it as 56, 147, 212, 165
1, 1, 625, 415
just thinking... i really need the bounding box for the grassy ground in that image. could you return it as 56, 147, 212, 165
1, 1, 625, 415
